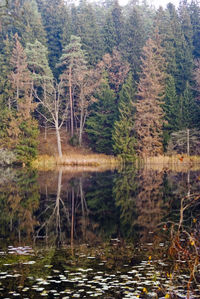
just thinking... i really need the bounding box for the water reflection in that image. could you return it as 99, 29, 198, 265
0, 168, 39, 245
0, 166, 199, 247
0, 166, 199, 298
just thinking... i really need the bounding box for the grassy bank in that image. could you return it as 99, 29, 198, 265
143, 154, 200, 171
32, 153, 120, 171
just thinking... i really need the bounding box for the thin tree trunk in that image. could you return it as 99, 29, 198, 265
44, 121, 47, 140
71, 187, 74, 255
80, 178, 86, 240
55, 124, 62, 157
69, 66, 74, 137
187, 128, 190, 156
56, 169, 62, 245
79, 94, 84, 146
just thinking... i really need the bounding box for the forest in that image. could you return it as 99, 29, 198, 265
0, 0, 200, 165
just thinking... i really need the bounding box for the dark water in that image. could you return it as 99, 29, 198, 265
0, 166, 199, 298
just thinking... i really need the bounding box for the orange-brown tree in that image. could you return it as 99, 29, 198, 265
134, 32, 166, 157
9, 33, 32, 115
98, 48, 129, 94
8, 33, 38, 164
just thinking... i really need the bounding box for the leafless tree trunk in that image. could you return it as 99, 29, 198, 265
69, 66, 74, 137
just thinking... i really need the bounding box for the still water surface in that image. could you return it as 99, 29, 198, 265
0, 166, 199, 298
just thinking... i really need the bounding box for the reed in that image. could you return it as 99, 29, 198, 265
32, 153, 120, 170
144, 154, 200, 171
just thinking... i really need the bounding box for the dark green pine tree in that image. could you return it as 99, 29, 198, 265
179, 81, 199, 129
1, 0, 46, 46
163, 75, 180, 149
20, 0, 47, 45
102, 0, 123, 54
189, 0, 200, 59
112, 73, 136, 162
86, 79, 117, 154
167, 3, 193, 93
120, 6, 145, 81
155, 7, 177, 77
25, 40, 53, 87
36, 0, 71, 77
70, 1, 103, 66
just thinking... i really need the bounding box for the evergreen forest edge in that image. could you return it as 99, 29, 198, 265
0, 0, 200, 166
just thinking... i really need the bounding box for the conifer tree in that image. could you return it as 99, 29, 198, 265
37, 0, 71, 76
0, 35, 13, 106
112, 73, 136, 161
9, 33, 32, 111
21, 0, 46, 45
167, 3, 193, 93
0, 0, 46, 46
180, 81, 198, 129
120, 6, 145, 81
86, 79, 117, 154
99, 48, 129, 95
71, 1, 103, 66
102, 0, 123, 54
164, 75, 180, 132
134, 32, 166, 157
25, 40, 53, 88
8, 33, 39, 164
189, 0, 200, 59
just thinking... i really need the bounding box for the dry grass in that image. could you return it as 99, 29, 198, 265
34, 128, 120, 170
32, 154, 120, 171
144, 154, 200, 171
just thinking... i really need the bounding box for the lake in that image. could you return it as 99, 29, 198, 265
0, 165, 199, 298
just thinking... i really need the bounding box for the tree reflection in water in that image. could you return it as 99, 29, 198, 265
0, 166, 199, 297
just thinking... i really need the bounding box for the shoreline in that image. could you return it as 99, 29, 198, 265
31, 153, 200, 171
31, 153, 121, 171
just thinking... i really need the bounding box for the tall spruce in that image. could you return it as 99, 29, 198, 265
9, 34, 32, 110
37, 0, 71, 77
71, 1, 103, 66
121, 6, 145, 81
189, 0, 200, 59
167, 3, 193, 93
102, 0, 123, 54
0, 0, 46, 46
134, 31, 166, 157
86, 79, 117, 154
112, 73, 136, 161
8, 34, 39, 164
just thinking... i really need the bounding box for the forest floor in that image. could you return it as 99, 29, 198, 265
33, 128, 119, 170
38, 128, 92, 156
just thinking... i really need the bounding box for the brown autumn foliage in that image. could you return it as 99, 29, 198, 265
98, 48, 129, 93
134, 32, 166, 157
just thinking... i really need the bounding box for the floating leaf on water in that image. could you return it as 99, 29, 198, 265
36, 287, 44, 292
41, 290, 48, 296
13, 274, 21, 277
44, 264, 53, 268
23, 261, 35, 265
